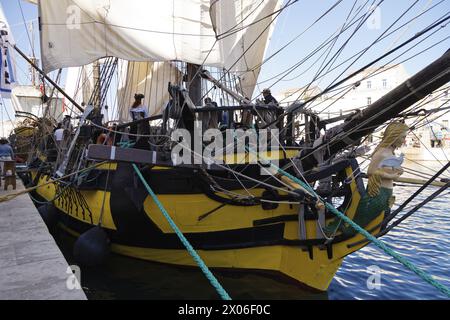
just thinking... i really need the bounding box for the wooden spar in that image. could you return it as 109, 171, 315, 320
13, 45, 85, 113
115, 114, 163, 130
87, 144, 222, 170
301, 48, 450, 169
200, 70, 251, 104
192, 105, 278, 112
187, 63, 202, 106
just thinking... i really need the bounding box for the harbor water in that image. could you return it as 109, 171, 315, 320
51, 161, 450, 300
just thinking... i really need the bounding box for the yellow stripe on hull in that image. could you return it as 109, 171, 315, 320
30, 161, 383, 292
58, 214, 381, 292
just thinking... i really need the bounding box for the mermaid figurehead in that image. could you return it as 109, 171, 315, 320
367, 121, 409, 198
325, 121, 409, 236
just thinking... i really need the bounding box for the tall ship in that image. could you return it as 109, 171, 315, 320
2, 0, 450, 294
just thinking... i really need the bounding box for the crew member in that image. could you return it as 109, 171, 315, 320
129, 93, 150, 140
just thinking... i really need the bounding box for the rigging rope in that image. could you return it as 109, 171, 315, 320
287, 68, 450, 172
259, 0, 447, 97
381, 180, 450, 236
253, 150, 450, 298
0, 161, 107, 203
387, 161, 450, 223
131, 163, 232, 300
290, 0, 385, 105
263, 12, 450, 129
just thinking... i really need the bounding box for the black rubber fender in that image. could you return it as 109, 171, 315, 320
73, 226, 110, 267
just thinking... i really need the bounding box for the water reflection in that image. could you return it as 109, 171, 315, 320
54, 231, 327, 300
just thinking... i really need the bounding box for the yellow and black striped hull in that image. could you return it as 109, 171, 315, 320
30, 161, 384, 292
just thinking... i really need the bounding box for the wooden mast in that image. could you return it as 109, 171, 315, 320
186, 63, 202, 106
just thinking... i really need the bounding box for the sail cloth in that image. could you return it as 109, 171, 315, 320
64, 65, 96, 111
0, 2, 16, 98
38, 0, 282, 99
117, 60, 183, 121
209, 0, 282, 99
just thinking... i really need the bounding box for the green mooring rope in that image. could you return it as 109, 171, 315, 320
267, 159, 450, 298
132, 164, 232, 300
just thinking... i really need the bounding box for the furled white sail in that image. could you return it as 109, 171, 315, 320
209, 0, 282, 98
116, 60, 183, 121
39, 0, 282, 98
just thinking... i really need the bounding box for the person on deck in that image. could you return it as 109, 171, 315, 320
62, 115, 73, 131
202, 97, 221, 130
129, 93, 150, 141
255, 88, 282, 130
54, 123, 65, 151
262, 88, 278, 105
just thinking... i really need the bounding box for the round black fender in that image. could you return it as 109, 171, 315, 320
73, 226, 110, 266
37, 203, 59, 230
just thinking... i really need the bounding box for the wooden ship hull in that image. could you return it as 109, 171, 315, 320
20, 47, 450, 293
29, 158, 383, 291
6, 1, 450, 296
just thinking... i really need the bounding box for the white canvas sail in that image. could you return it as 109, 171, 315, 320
0, 2, 16, 98
117, 60, 183, 121
39, 0, 282, 99
209, 0, 282, 98
64, 65, 96, 112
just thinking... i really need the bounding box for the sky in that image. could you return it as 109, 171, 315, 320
0, 0, 449, 123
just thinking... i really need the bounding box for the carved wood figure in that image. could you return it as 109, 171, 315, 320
325, 121, 409, 236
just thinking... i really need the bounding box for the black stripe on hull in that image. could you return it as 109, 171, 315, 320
29, 158, 366, 251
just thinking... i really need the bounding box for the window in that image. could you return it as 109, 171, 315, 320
367, 97, 372, 105
382, 79, 387, 88
367, 80, 371, 89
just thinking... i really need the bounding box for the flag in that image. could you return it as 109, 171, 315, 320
0, 2, 16, 99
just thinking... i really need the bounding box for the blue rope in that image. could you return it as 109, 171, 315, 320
267, 159, 450, 298
117, 141, 135, 148
131, 163, 232, 300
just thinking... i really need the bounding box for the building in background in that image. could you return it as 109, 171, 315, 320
313, 64, 410, 119
273, 64, 450, 159
11, 85, 65, 121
